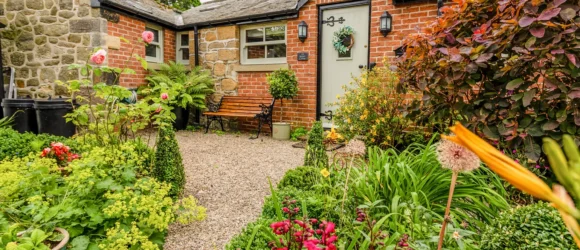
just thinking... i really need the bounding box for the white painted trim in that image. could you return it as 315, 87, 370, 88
145, 24, 164, 63
176, 31, 190, 65
240, 22, 287, 65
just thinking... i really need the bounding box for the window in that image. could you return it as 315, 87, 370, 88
176, 32, 190, 65
241, 23, 287, 65
145, 24, 163, 63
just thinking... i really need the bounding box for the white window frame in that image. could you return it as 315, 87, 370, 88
176, 31, 190, 65
240, 22, 287, 65
145, 24, 164, 63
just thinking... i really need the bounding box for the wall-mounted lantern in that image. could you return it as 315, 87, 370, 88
298, 21, 308, 42
380, 11, 392, 37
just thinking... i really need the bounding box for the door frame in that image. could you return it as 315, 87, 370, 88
316, 0, 372, 121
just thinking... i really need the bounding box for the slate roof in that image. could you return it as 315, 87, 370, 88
99, 0, 183, 26
181, 0, 300, 26
98, 0, 302, 28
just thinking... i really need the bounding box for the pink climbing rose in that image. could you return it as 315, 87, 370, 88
160, 93, 169, 100
90, 49, 107, 65
142, 31, 155, 44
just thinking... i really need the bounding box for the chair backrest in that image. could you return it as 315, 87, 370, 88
218, 96, 274, 114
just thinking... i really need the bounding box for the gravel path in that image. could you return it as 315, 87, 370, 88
164, 131, 304, 250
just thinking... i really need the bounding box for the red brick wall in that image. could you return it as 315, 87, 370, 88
106, 14, 177, 88
235, 0, 438, 130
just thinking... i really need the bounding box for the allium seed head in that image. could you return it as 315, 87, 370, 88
436, 138, 481, 172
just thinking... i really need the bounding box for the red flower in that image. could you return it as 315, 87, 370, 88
41, 148, 51, 157
161, 93, 169, 100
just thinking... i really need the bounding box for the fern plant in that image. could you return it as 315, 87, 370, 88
304, 121, 328, 168
154, 127, 186, 198
142, 61, 214, 109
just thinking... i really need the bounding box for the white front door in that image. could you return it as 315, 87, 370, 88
320, 4, 369, 128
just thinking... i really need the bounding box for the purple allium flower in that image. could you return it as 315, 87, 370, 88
535, 165, 541, 169
512, 150, 517, 154
436, 139, 481, 172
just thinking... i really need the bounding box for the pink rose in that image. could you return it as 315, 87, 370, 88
161, 93, 168, 100
90, 49, 107, 65
142, 31, 154, 44
155, 106, 162, 113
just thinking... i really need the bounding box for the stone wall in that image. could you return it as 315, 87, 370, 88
194, 26, 240, 102
0, 0, 106, 98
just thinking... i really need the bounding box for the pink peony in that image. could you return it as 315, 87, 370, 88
90, 49, 107, 65
142, 31, 154, 44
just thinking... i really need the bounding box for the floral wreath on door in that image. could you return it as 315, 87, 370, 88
332, 26, 355, 54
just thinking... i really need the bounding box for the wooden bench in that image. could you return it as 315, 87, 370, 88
203, 96, 275, 139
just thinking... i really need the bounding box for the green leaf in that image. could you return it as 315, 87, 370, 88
542, 121, 559, 131
506, 78, 524, 90
522, 89, 536, 107
30, 229, 47, 246
95, 178, 114, 190
70, 236, 90, 250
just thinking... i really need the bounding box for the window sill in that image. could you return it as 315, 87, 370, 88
233, 63, 289, 72
147, 62, 164, 70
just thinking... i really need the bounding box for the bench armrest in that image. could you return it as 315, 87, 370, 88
259, 104, 272, 116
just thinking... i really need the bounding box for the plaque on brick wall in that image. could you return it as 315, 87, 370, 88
297, 52, 308, 61
101, 9, 120, 23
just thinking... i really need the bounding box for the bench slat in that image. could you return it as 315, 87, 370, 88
203, 112, 256, 117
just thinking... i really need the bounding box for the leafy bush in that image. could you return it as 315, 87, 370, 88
481, 202, 576, 249
303, 121, 328, 168
142, 61, 214, 109
154, 127, 186, 198
333, 63, 427, 148
262, 187, 339, 223
266, 69, 299, 101
225, 218, 275, 250
398, 0, 580, 162
0, 140, 202, 249
350, 144, 509, 228
277, 166, 320, 190
0, 128, 78, 161
290, 127, 308, 141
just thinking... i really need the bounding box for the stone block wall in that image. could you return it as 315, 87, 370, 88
194, 25, 240, 102
0, 0, 107, 98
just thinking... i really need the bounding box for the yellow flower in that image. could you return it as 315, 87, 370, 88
443, 123, 579, 218
320, 168, 330, 178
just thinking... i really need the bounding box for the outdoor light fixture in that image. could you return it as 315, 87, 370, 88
380, 11, 392, 37
298, 21, 308, 42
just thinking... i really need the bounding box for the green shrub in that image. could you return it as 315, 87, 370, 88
0, 128, 78, 161
154, 127, 186, 198
481, 202, 576, 249
266, 69, 299, 101
225, 217, 275, 250
398, 0, 580, 163
303, 121, 328, 168
261, 186, 339, 223
277, 166, 320, 190
290, 127, 308, 141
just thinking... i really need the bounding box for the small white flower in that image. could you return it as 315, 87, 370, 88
452, 231, 461, 240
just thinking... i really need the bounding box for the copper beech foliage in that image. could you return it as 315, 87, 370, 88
398, 0, 580, 161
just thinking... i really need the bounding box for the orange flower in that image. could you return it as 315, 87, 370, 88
442, 123, 580, 218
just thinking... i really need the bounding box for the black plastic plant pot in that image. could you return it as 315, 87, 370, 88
1, 98, 38, 134
34, 99, 76, 137
173, 106, 190, 130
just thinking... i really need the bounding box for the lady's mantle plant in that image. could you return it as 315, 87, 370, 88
398, 0, 580, 162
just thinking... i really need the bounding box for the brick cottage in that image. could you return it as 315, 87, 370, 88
1, 0, 439, 131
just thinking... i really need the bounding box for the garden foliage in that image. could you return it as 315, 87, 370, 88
398, 0, 580, 162
0, 128, 78, 161
154, 127, 186, 198
303, 121, 328, 168
481, 202, 576, 249
266, 69, 299, 101
277, 166, 320, 190
141, 61, 214, 109
333, 63, 429, 148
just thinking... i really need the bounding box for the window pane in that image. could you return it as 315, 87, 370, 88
146, 45, 157, 58
266, 44, 286, 58
265, 26, 285, 41
246, 28, 264, 43
181, 48, 190, 60
247, 45, 266, 59
180, 34, 189, 46
146, 28, 160, 43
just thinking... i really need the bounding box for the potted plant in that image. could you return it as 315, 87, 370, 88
267, 69, 299, 140
2, 225, 70, 250
141, 61, 214, 130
